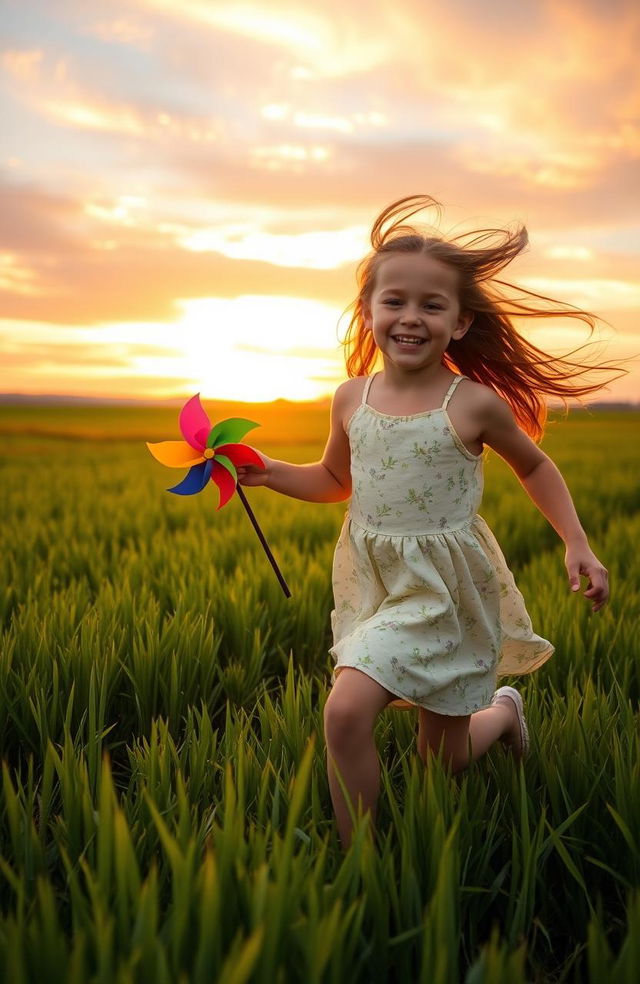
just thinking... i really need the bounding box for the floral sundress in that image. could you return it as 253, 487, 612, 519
329, 373, 554, 715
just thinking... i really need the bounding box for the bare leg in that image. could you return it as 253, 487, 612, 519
417, 699, 518, 772
324, 668, 394, 850
468, 699, 521, 758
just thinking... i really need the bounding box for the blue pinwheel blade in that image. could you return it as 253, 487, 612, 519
167, 460, 213, 495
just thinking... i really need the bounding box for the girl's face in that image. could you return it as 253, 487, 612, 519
363, 253, 472, 371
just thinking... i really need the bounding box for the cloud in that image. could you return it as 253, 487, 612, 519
139, 0, 393, 78
520, 277, 640, 312
0, 194, 355, 325
4, 0, 637, 219
179, 222, 368, 269
1, 49, 44, 82
0, 316, 184, 367
87, 17, 155, 49
1, 173, 638, 336
0, 319, 194, 397
0, 342, 145, 369
169, 132, 640, 233
0, 181, 80, 252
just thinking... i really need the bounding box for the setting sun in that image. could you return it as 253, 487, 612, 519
173, 296, 346, 401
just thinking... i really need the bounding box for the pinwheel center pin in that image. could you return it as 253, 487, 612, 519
146, 393, 291, 597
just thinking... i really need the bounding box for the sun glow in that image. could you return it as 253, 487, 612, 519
173, 295, 346, 401
0, 294, 348, 402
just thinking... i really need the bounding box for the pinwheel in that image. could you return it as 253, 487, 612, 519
147, 393, 290, 597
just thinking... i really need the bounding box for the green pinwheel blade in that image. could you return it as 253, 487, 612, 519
213, 454, 237, 480
206, 418, 259, 448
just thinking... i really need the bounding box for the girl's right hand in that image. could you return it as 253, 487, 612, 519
565, 542, 609, 613
236, 448, 271, 487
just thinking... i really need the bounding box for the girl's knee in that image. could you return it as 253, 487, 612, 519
324, 691, 376, 747
324, 668, 394, 749
323, 692, 371, 747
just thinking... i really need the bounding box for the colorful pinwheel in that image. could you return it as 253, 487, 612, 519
147, 394, 290, 596
147, 393, 264, 507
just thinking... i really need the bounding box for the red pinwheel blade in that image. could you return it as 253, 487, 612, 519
215, 443, 265, 469
211, 460, 237, 509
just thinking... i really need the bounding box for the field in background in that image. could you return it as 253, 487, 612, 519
0, 405, 639, 982
0, 398, 332, 447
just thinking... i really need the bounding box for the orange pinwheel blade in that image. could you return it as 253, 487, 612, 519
146, 440, 206, 468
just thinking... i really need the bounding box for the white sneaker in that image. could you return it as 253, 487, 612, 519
490, 686, 530, 759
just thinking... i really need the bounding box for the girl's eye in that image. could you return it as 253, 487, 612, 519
425, 303, 442, 311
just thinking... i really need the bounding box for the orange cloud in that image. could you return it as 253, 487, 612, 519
141, 0, 392, 77
41, 98, 147, 135
0, 185, 355, 325
0, 254, 42, 296
1, 49, 44, 82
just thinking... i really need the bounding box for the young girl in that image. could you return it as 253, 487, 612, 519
237, 195, 613, 850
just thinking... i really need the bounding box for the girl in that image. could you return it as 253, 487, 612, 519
238, 195, 614, 850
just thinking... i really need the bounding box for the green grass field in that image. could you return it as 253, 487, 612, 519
0, 403, 639, 982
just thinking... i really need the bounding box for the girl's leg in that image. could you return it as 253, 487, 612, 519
416, 698, 519, 771
323, 668, 394, 850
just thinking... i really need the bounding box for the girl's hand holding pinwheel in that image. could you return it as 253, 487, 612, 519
236, 452, 274, 488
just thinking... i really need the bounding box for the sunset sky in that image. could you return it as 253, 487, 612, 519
1, 0, 639, 403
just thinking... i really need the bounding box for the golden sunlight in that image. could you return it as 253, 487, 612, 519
179, 225, 367, 269
174, 296, 346, 401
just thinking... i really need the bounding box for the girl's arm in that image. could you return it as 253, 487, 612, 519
478, 392, 609, 612
236, 382, 353, 504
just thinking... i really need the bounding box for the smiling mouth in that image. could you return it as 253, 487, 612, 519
391, 335, 425, 346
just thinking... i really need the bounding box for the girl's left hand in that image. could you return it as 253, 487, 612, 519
565, 544, 609, 613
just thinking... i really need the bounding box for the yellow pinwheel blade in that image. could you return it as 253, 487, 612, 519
146, 441, 205, 468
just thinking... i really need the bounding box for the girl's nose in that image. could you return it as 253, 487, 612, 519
400, 307, 422, 324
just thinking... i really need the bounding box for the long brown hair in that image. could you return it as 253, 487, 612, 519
343, 195, 624, 440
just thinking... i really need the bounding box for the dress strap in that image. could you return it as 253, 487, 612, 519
361, 373, 377, 405
441, 374, 466, 410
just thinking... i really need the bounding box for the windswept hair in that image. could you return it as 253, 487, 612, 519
343, 195, 624, 440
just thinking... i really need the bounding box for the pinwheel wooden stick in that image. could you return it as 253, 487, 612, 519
147, 394, 291, 598
235, 485, 291, 597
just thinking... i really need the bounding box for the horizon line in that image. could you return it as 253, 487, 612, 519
0, 392, 637, 409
